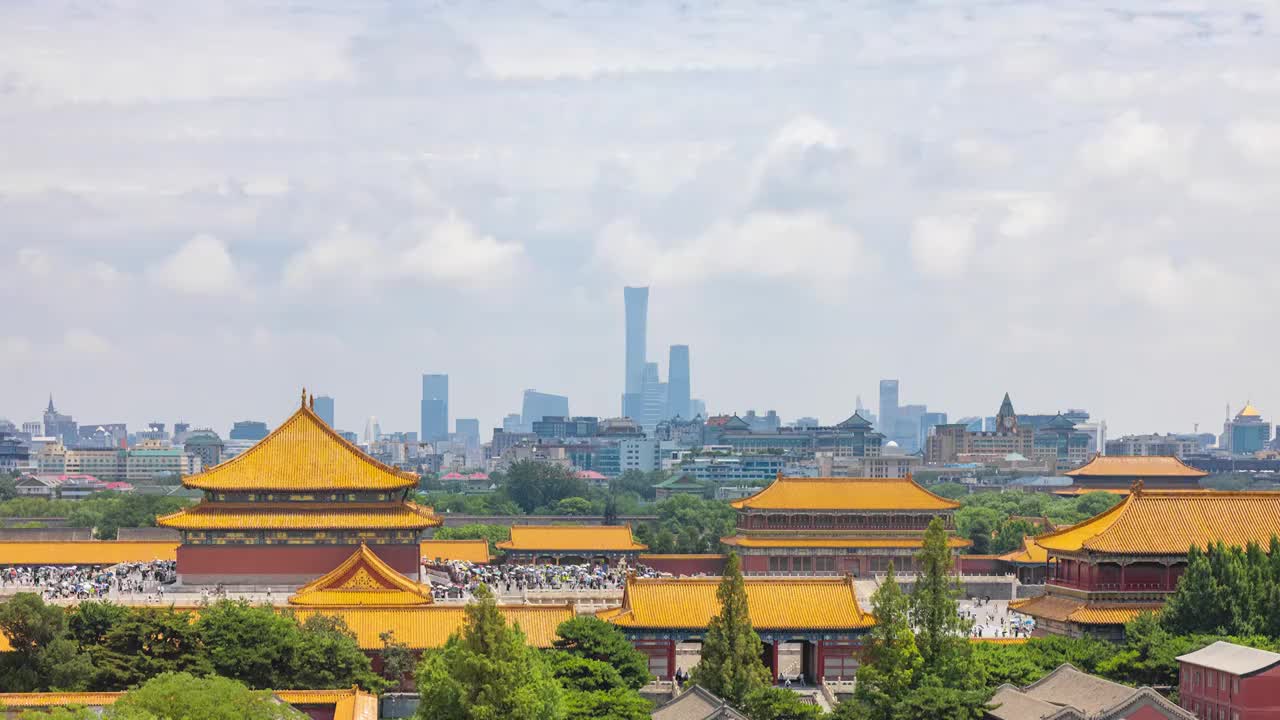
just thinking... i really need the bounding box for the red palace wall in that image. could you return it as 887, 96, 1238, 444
177, 544, 420, 585
639, 555, 726, 576
957, 556, 1003, 574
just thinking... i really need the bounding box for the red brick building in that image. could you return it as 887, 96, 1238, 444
1177, 641, 1280, 720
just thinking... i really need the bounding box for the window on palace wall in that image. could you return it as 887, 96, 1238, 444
815, 557, 835, 572
1232, 676, 1238, 694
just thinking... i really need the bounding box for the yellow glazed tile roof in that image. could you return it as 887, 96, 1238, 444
290, 604, 573, 649
290, 544, 433, 606
183, 400, 418, 492
599, 575, 873, 630
1065, 455, 1207, 479
1010, 595, 1161, 625
729, 476, 960, 511
998, 537, 1049, 565
496, 524, 647, 552
0, 541, 178, 565
420, 539, 492, 564
1050, 487, 1134, 497
1035, 490, 1280, 555
720, 536, 970, 549
0, 690, 376, 720
156, 501, 439, 531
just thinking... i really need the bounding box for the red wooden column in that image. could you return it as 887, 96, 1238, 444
666, 639, 676, 680
815, 640, 825, 682
1164, 563, 1172, 591
1119, 562, 1126, 591
771, 641, 780, 683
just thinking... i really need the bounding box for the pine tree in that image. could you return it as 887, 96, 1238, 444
690, 552, 771, 706
415, 585, 565, 720
910, 517, 975, 687
844, 564, 922, 720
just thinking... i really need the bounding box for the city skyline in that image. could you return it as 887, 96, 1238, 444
2, 1, 1278, 437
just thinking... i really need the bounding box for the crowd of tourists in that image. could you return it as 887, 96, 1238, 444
428, 560, 663, 599
963, 595, 1036, 638
0, 561, 177, 600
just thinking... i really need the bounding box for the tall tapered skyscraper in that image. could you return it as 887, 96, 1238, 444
622, 286, 649, 418
421, 374, 449, 443
667, 344, 691, 420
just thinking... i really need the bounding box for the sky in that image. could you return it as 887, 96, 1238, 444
1, 0, 1278, 440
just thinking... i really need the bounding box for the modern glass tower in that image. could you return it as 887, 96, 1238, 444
878, 379, 899, 437
420, 374, 449, 443
313, 396, 335, 427
622, 286, 649, 417
667, 345, 691, 420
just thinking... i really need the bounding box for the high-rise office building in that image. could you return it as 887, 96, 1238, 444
314, 396, 335, 427
690, 399, 707, 419
229, 421, 269, 442
363, 416, 381, 445
421, 374, 449, 442
622, 286, 649, 417
878, 380, 899, 437
522, 389, 570, 427
639, 362, 667, 430
42, 396, 78, 446
502, 413, 524, 433
455, 418, 481, 449
667, 345, 691, 420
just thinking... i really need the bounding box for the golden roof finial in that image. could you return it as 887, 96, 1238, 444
1130, 478, 1144, 496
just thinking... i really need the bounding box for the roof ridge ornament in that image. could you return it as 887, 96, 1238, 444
1130, 478, 1144, 496
301, 387, 307, 407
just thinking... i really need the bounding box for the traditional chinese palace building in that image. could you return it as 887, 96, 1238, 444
720, 475, 969, 575
1011, 486, 1280, 640
1056, 455, 1207, 496
496, 524, 647, 566
157, 393, 441, 585
599, 575, 873, 683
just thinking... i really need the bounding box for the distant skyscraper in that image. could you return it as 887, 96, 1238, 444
502, 413, 524, 433
878, 380, 899, 437
42, 395, 78, 445
455, 418, 481, 449
229, 421, 269, 442
363, 416, 381, 445
314, 396, 335, 427
690, 399, 707, 419
639, 362, 667, 430
421, 374, 449, 442
667, 345, 691, 420
622, 286, 649, 417
522, 389, 570, 427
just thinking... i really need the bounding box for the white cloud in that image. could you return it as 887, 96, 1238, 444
597, 211, 867, 295
17, 248, 51, 277
148, 234, 243, 297
1078, 112, 1194, 181
910, 215, 977, 278
1227, 120, 1280, 164
63, 329, 111, 355
398, 214, 523, 286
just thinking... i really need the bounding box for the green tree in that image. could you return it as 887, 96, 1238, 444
1162, 545, 1226, 635
955, 506, 999, 555
846, 565, 921, 720
0, 592, 94, 692
886, 676, 990, 720
553, 497, 596, 516
379, 631, 417, 692
196, 601, 299, 689
95, 607, 210, 689
434, 524, 512, 554
910, 517, 974, 686
1097, 612, 1195, 687
690, 553, 771, 706
553, 616, 651, 690
67, 601, 131, 648
415, 585, 565, 720
741, 687, 823, 719
611, 470, 662, 501
501, 461, 589, 514
650, 494, 736, 553
103, 672, 305, 720
293, 614, 385, 692
19, 709, 98, 720
560, 688, 651, 720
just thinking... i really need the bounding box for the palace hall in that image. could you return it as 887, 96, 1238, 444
156, 393, 441, 584
1012, 485, 1280, 640
599, 574, 874, 683
720, 474, 969, 575
1055, 454, 1207, 496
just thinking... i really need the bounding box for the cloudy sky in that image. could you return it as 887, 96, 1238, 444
2, 0, 1278, 439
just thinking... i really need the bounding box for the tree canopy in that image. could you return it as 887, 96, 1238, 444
104, 672, 305, 720
415, 585, 565, 720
